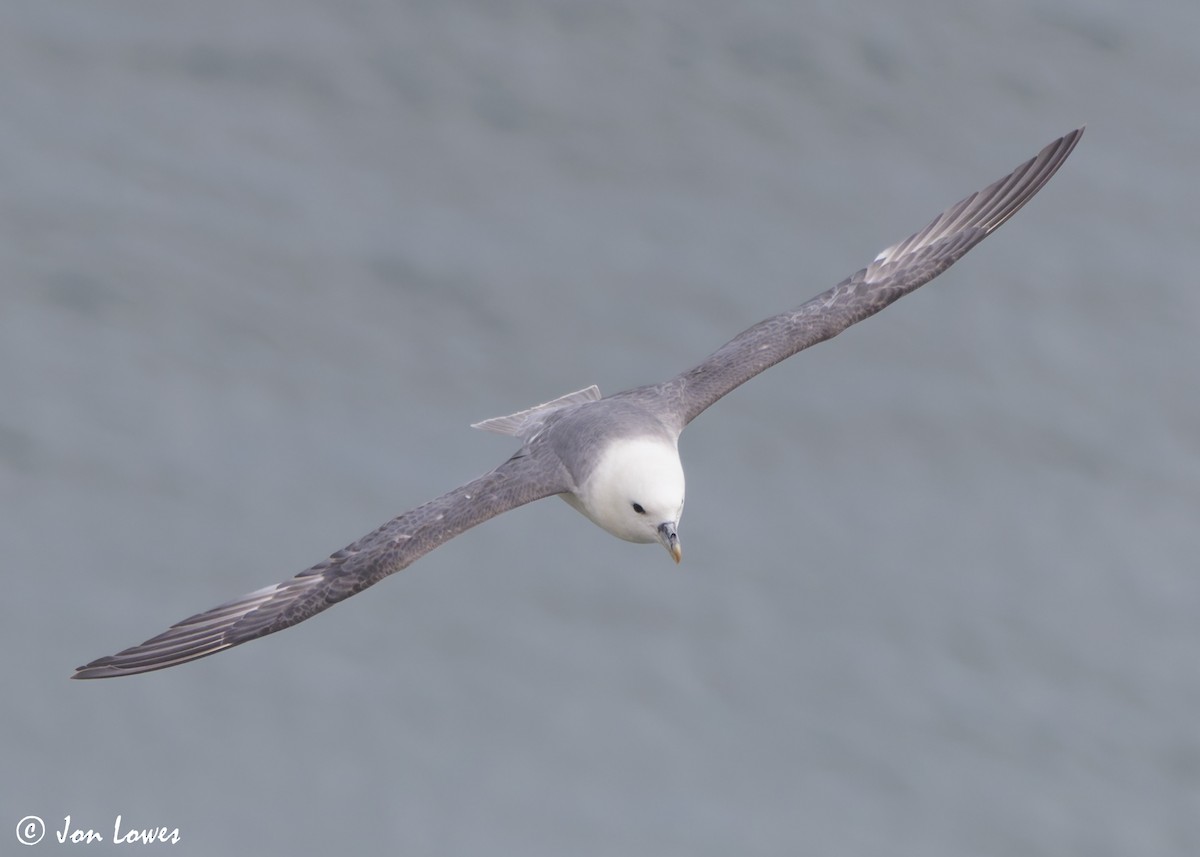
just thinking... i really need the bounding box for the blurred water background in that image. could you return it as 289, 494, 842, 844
3, 1, 1198, 854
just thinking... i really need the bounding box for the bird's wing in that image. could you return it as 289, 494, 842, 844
73, 447, 567, 678
643, 128, 1082, 430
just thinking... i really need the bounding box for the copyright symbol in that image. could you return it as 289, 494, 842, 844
15, 816, 44, 845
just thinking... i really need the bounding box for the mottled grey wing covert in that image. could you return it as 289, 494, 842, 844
640, 128, 1083, 430
73, 448, 566, 678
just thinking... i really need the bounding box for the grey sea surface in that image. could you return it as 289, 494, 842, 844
3, 1, 1197, 854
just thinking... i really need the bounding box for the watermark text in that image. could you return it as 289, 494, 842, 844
15, 815, 181, 846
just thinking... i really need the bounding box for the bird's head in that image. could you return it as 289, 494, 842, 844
572, 437, 685, 563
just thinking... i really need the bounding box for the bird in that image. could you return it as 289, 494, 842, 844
73, 128, 1083, 679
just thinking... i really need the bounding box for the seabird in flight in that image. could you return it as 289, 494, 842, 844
73, 128, 1083, 678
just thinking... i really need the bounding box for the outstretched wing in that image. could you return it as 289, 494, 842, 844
644, 128, 1083, 430
73, 447, 566, 678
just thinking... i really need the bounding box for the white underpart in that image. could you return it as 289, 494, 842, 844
563, 436, 685, 543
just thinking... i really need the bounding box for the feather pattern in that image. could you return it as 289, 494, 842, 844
73, 449, 567, 677
630, 128, 1083, 430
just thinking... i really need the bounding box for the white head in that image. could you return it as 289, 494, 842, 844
564, 436, 686, 563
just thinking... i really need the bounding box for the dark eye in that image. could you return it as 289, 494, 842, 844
631, 503, 646, 514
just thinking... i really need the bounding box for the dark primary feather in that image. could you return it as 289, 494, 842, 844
637, 128, 1083, 429
73, 449, 567, 678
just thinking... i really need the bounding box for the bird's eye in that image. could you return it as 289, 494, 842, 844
631, 503, 646, 514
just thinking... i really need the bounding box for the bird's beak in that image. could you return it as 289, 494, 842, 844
657, 522, 682, 564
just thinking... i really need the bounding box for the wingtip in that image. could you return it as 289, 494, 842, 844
1058, 125, 1086, 153
71, 659, 121, 680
